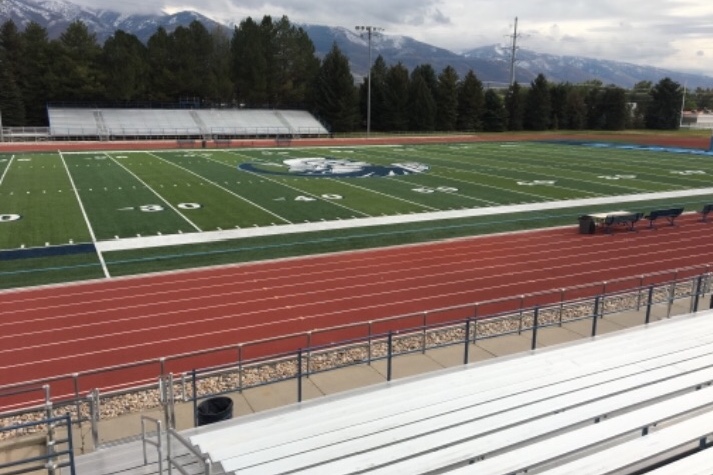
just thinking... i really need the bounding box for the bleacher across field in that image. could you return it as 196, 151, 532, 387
47, 107, 329, 139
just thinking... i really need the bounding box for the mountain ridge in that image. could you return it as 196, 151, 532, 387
2, 0, 712, 89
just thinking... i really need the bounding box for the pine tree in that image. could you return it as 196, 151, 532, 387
435, 66, 459, 131
408, 65, 437, 131
383, 63, 410, 131
645, 78, 683, 129
457, 70, 484, 131
481, 89, 506, 132
311, 43, 358, 132
504, 82, 524, 131
523, 73, 551, 130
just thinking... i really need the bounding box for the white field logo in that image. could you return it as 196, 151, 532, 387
239, 157, 430, 177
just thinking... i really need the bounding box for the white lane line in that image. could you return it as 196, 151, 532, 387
148, 152, 292, 224
0, 155, 15, 186
58, 151, 111, 278
106, 153, 202, 232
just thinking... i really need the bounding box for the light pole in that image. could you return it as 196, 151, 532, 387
355, 25, 383, 137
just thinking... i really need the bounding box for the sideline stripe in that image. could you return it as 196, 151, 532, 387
106, 153, 202, 232
58, 151, 110, 278
0, 155, 14, 186
95, 187, 713, 252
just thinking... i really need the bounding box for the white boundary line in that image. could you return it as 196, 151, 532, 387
58, 151, 111, 278
147, 151, 292, 224
0, 155, 14, 186
106, 153, 202, 232
95, 187, 713, 252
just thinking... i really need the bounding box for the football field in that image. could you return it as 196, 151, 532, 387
2, 141, 713, 288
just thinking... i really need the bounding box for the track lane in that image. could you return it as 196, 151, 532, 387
2, 215, 713, 394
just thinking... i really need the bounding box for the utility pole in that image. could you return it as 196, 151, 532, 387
355, 25, 383, 137
508, 17, 520, 86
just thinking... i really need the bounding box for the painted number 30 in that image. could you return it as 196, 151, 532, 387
139, 203, 202, 212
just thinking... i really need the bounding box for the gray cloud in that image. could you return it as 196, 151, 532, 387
67, 0, 713, 76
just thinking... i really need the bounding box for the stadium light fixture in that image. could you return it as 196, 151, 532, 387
355, 25, 383, 137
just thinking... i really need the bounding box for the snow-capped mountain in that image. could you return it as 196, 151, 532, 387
2, 0, 712, 89
0, 0, 222, 41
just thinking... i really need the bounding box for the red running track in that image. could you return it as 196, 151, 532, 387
1, 214, 712, 406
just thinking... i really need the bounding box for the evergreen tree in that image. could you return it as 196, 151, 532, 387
207, 26, 235, 104
408, 65, 437, 130
481, 89, 506, 132
549, 83, 568, 129
311, 43, 357, 132
600, 86, 628, 130
358, 55, 388, 131
435, 66, 459, 131
53, 20, 103, 101
231, 17, 269, 106
146, 27, 176, 101
270, 16, 320, 106
523, 73, 551, 130
0, 42, 25, 125
504, 82, 524, 131
456, 70, 484, 131
383, 62, 410, 131
645, 77, 683, 129
101, 30, 148, 101
18, 22, 53, 125
564, 87, 587, 130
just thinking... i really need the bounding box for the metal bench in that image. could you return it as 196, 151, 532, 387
644, 207, 684, 228
603, 212, 643, 233
701, 204, 713, 222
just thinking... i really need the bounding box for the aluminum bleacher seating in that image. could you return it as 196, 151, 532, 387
177, 310, 713, 475
48, 108, 101, 136
46, 107, 328, 139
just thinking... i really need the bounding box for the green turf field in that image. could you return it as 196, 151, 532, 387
2, 141, 713, 288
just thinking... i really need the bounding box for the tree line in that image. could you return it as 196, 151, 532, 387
1, 15, 710, 133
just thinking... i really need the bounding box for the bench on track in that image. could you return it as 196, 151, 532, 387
603, 212, 643, 233
701, 204, 713, 222
644, 207, 684, 228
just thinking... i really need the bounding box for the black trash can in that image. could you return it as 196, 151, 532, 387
578, 215, 595, 235
196, 396, 233, 426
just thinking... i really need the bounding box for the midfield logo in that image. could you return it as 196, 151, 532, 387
239, 157, 430, 177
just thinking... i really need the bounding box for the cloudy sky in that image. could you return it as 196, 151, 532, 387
70, 0, 713, 77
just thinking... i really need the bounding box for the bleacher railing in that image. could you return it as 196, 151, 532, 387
0, 266, 711, 446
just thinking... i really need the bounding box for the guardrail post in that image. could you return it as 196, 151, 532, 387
192, 369, 198, 427
692, 275, 703, 313
238, 344, 243, 392
422, 312, 427, 354
645, 285, 654, 324
558, 289, 565, 325
531, 306, 540, 350
473, 304, 479, 343
306, 331, 312, 378
600, 281, 607, 318
367, 321, 373, 365
591, 296, 600, 337
72, 373, 81, 431
667, 280, 676, 318
518, 296, 525, 334
297, 348, 303, 403
387, 331, 394, 381
464, 319, 471, 365
89, 389, 99, 449
637, 275, 645, 310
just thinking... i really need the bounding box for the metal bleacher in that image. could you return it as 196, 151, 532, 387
47, 107, 329, 139
131, 309, 712, 475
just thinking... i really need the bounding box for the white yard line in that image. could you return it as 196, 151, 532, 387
107, 153, 202, 232
327, 177, 442, 211
95, 187, 713, 253
58, 151, 111, 278
0, 155, 14, 186
149, 152, 293, 224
